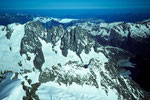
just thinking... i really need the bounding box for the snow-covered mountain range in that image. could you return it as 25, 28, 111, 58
0, 14, 150, 100
78, 20, 150, 54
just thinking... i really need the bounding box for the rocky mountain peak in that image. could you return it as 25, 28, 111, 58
1, 17, 150, 99
19, 21, 98, 70
60, 25, 95, 57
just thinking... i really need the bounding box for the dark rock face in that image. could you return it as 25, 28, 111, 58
103, 46, 133, 63
22, 81, 40, 100
60, 30, 70, 56
47, 25, 64, 45
92, 22, 150, 55
20, 21, 46, 70
108, 23, 150, 55
5, 26, 14, 39
60, 26, 95, 57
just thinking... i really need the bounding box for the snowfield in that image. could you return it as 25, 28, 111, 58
33, 17, 77, 23
36, 82, 117, 100
0, 24, 34, 72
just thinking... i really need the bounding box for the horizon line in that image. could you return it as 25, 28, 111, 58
1, 7, 150, 10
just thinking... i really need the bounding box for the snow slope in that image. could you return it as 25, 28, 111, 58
0, 24, 34, 72
0, 72, 25, 100
40, 38, 108, 70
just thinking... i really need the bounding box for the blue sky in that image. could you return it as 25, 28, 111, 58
0, 0, 150, 9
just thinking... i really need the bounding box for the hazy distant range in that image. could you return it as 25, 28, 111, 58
0, 8, 150, 22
